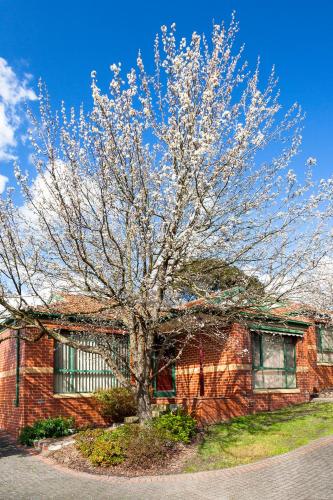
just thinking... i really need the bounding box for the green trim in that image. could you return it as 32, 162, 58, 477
0, 318, 15, 333
283, 336, 287, 388
252, 332, 297, 390
69, 346, 75, 392
249, 323, 304, 336
14, 331, 20, 407
242, 311, 310, 327
54, 332, 130, 394
28, 310, 126, 329
317, 325, 323, 352
316, 325, 333, 362
56, 369, 115, 374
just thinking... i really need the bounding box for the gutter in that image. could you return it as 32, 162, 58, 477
248, 323, 304, 337
239, 311, 311, 327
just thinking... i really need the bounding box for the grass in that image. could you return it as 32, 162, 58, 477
185, 402, 333, 472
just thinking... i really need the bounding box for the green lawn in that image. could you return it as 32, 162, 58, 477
185, 402, 333, 472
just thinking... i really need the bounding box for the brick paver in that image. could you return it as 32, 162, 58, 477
1, 432, 333, 499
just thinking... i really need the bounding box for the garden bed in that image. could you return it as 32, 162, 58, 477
47, 411, 199, 477
42, 402, 333, 476
49, 440, 197, 476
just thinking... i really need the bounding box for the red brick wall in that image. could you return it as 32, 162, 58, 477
307, 325, 333, 392
0, 328, 109, 436
156, 323, 316, 423
3, 320, 333, 435
155, 323, 254, 423
0, 331, 26, 434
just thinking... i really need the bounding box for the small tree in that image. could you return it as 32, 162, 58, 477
0, 16, 325, 420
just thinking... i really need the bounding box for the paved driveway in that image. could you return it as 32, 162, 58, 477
1, 432, 333, 500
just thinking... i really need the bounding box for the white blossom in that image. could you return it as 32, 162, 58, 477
0, 17, 329, 419
307, 156, 317, 166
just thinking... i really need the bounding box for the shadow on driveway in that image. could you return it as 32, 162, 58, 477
0, 431, 26, 459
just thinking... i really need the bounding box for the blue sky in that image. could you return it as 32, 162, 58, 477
0, 0, 333, 192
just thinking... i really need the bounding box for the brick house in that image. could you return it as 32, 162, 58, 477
1, 295, 333, 436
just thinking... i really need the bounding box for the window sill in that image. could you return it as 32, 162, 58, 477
317, 362, 333, 366
53, 393, 94, 398
253, 388, 300, 394
154, 392, 176, 398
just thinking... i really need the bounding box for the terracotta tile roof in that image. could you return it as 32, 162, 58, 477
33, 294, 124, 322
178, 294, 320, 324
31, 291, 332, 327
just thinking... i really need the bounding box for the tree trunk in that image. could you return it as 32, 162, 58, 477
130, 318, 154, 422
136, 379, 152, 421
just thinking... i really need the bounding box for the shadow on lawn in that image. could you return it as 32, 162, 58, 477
201, 402, 333, 455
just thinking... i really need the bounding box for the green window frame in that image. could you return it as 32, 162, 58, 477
252, 332, 297, 389
316, 326, 333, 364
54, 333, 129, 394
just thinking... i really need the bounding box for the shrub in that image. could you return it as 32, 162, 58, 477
75, 428, 105, 458
152, 412, 197, 444
89, 432, 125, 466
75, 423, 174, 468
18, 425, 36, 447
75, 426, 132, 466
93, 387, 137, 422
19, 416, 75, 446
125, 424, 172, 467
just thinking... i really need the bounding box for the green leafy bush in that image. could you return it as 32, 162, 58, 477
75, 423, 174, 468
75, 425, 132, 466
93, 387, 137, 422
89, 432, 125, 466
152, 412, 197, 444
19, 416, 75, 446
75, 428, 105, 458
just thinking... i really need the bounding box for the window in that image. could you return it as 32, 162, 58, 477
316, 326, 333, 364
252, 332, 296, 389
54, 333, 129, 394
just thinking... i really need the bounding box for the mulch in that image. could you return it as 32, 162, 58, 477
48, 441, 197, 477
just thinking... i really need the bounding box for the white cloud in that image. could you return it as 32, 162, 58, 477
0, 57, 37, 162
0, 174, 8, 193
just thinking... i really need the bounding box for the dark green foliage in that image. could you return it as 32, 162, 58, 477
19, 416, 75, 446
93, 387, 137, 422
174, 258, 264, 301
152, 412, 197, 444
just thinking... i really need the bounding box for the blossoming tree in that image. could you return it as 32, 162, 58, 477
0, 17, 325, 419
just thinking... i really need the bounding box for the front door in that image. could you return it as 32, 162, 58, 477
153, 353, 176, 397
